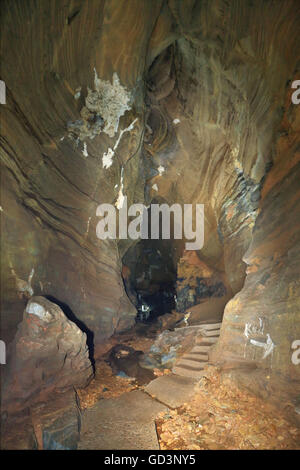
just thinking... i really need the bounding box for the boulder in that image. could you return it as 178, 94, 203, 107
2, 296, 93, 414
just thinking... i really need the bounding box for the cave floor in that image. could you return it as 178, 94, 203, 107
77, 326, 300, 450
155, 367, 300, 450
77, 322, 163, 409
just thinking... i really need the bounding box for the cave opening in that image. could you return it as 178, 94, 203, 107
121, 196, 234, 328
122, 239, 178, 324
121, 200, 181, 324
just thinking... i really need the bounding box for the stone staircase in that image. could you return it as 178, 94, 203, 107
172, 322, 221, 378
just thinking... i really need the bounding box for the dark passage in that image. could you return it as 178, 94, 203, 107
135, 282, 176, 323
45, 295, 95, 372
122, 238, 178, 323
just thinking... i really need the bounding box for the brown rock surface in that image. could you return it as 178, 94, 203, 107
2, 296, 93, 414
211, 76, 300, 402
0, 0, 300, 414
0, 0, 161, 343
176, 251, 229, 312
1, 390, 82, 450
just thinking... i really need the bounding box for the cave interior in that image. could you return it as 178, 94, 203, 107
0, 0, 300, 451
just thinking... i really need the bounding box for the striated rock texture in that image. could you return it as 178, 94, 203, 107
211, 79, 300, 402
0, 0, 300, 405
0, 0, 161, 343
2, 296, 93, 414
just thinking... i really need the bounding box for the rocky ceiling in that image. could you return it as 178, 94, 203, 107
1, 0, 300, 400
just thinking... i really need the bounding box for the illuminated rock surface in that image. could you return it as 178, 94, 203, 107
2, 297, 92, 413
1, 0, 300, 448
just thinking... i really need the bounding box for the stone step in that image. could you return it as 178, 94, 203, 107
172, 366, 206, 379
175, 325, 206, 332
198, 322, 222, 330
191, 345, 211, 353
182, 353, 208, 362
196, 336, 219, 345
144, 375, 197, 409
200, 329, 220, 337
175, 359, 208, 370
175, 323, 222, 333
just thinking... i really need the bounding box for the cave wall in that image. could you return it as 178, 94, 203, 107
144, 0, 300, 294
1, 0, 300, 375
0, 0, 164, 342
212, 78, 300, 393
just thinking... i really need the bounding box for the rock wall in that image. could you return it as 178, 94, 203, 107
212, 77, 300, 399
1, 0, 300, 394
0, 0, 164, 342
